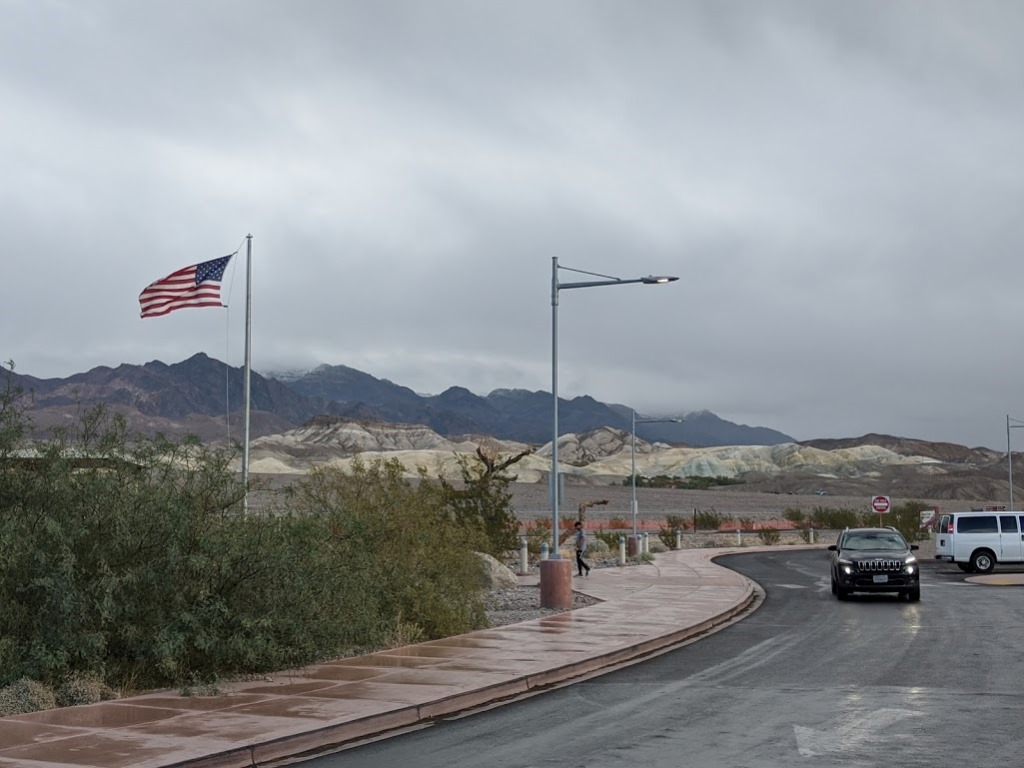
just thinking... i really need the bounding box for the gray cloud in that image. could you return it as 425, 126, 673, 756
4, 1, 1024, 449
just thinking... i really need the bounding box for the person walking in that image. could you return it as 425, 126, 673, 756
573, 521, 591, 577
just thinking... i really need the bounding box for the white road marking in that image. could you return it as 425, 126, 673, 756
794, 708, 922, 756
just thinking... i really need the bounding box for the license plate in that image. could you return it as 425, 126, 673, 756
873, 574, 888, 584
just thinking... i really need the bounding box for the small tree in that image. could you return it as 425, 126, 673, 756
658, 514, 689, 548
437, 447, 530, 557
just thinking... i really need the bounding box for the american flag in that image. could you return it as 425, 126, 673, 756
139, 255, 233, 318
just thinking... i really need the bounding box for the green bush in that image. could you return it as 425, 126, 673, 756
0, 374, 487, 691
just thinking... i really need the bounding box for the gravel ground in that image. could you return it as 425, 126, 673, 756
484, 584, 601, 627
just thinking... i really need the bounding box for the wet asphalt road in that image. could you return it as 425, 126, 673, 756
309, 550, 1024, 768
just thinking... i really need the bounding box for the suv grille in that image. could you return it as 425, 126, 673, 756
856, 559, 903, 572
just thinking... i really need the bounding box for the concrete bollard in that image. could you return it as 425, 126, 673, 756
619, 535, 627, 566
810, 528, 815, 545
540, 542, 549, 561
520, 537, 529, 575
675, 528, 682, 550
737, 527, 742, 546
642, 532, 650, 554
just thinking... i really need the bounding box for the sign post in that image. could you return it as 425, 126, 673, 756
871, 495, 891, 526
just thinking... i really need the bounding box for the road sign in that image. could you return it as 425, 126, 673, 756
871, 495, 891, 514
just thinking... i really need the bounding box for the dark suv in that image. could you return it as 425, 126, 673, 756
828, 527, 920, 602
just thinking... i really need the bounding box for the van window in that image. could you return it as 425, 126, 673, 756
958, 515, 998, 534
938, 515, 951, 534
1002, 515, 1020, 533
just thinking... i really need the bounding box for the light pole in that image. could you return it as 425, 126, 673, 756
631, 410, 683, 538
549, 257, 678, 559
1008, 415, 1024, 509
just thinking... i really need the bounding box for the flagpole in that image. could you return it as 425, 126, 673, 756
242, 234, 252, 510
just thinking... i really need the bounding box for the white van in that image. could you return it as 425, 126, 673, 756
934, 511, 1024, 573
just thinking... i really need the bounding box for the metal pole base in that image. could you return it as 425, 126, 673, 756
627, 535, 642, 557
539, 558, 573, 609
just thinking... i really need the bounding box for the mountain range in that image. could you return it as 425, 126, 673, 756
7, 354, 1013, 501
5, 353, 793, 447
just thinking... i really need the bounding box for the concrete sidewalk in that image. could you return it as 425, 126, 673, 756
0, 546, 803, 768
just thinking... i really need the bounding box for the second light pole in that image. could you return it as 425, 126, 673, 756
1008, 414, 1024, 509
631, 410, 683, 540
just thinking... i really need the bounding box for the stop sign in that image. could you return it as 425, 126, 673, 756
871, 495, 891, 514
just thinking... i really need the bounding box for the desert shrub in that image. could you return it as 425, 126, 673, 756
783, 508, 805, 525
624, 475, 744, 490
593, 527, 623, 550
522, 517, 553, 554
56, 673, 117, 707
648, 539, 668, 554
658, 514, 689, 548
879, 501, 931, 542
587, 537, 611, 556
809, 505, 861, 530
694, 509, 725, 532
758, 527, 781, 545
0, 678, 56, 716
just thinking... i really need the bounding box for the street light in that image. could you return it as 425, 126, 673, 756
1008, 415, 1024, 509
631, 410, 683, 538
549, 257, 678, 558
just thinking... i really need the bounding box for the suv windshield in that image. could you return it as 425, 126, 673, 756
841, 533, 907, 551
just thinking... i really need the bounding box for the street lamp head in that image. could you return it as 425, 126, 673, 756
641, 275, 679, 284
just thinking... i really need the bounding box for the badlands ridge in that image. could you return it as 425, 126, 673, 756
247, 419, 944, 485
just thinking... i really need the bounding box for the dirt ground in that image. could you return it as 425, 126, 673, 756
509, 482, 979, 525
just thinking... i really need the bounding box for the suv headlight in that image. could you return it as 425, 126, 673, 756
904, 555, 917, 575
838, 558, 854, 575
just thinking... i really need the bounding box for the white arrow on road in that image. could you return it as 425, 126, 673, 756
794, 708, 921, 756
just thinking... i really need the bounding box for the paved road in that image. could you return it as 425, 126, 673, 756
308, 550, 1024, 768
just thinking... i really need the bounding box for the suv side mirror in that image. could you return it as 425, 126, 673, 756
910, 544, 919, 550
827, 544, 837, 551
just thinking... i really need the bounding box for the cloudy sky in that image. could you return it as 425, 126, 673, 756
4, 1, 1023, 449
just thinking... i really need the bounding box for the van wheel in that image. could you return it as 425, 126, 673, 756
956, 563, 971, 572
970, 550, 996, 574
